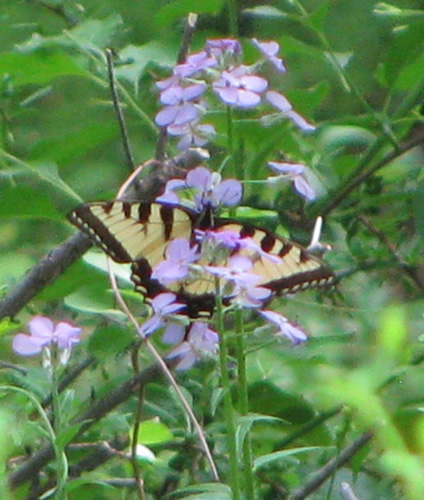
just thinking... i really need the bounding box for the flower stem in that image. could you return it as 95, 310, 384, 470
235, 310, 255, 500
50, 347, 68, 499
216, 294, 241, 500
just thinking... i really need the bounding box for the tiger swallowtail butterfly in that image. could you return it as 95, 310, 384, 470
68, 200, 335, 317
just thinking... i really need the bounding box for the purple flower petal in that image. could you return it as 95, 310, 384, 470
293, 175, 316, 201
12, 334, 44, 355
268, 162, 305, 176
28, 316, 55, 338
174, 51, 217, 77
162, 323, 185, 344
265, 90, 292, 113
206, 38, 242, 58
285, 110, 316, 132
213, 179, 242, 207
260, 310, 307, 344
252, 38, 286, 72
186, 166, 212, 190
55, 322, 82, 349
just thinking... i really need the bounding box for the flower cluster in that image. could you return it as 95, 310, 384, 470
155, 37, 316, 201
137, 164, 310, 368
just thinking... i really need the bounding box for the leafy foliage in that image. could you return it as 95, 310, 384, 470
1, 1, 424, 499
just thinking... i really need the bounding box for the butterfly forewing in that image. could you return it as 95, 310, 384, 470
68, 200, 335, 318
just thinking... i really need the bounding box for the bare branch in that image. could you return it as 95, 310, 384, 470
288, 431, 373, 499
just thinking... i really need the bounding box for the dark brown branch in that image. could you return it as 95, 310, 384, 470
8, 362, 162, 489
358, 214, 424, 291
288, 431, 373, 499
0, 232, 92, 320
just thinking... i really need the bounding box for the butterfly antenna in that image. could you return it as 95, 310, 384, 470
307, 216, 332, 256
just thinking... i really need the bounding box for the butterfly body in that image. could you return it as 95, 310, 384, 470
68, 200, 335, 317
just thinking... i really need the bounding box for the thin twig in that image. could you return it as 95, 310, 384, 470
288, 431, 373, 499
107, 260, 220, 481
177, 13, 198, 63
105, 48, 135, 171
318, 130, 424, 218
130, 339, 146, 500
358, 214, 424, 291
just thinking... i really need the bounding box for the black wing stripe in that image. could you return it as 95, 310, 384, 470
69, 204, 132, 263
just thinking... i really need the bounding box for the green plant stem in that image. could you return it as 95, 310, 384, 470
235, 310, 255, 500
51, 348, 68, 500
216, 297, 241, 500
227, 0, 238, 36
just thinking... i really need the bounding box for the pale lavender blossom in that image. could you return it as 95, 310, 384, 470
155, 101, 201, 128
167, 121, 216, 150
206, 255, 272, 307
160, 83, 206, 106
155, 83, 207, 128
139, 293, 186, 337
13, 316, 81, 363
213, 66, 268, 108
151, 238, 200, 285
268, 161, 316, 201
265, 90, 315, 132
174, 51, 217, 77
252, 38, 286, 72
186, 166, 242, 211
205, 38, 242, 59
259, 310, 307, 345
167, 322, 219, 370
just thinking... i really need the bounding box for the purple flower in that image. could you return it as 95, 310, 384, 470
167, 322, 219, 370
206, 255, 272, 307
186, 166, 242, 211
252, 38, 286, 72
265, 90, 315, 132
140, 293, 186, 337
259, 310, 307, 345
151, 238, 200, 286
197, 229, 242, 252
13, 316, 81, 358
155, 82, 207, 128
213, 66, 268, 108
167, 121, 216, 150
155, 102, 201, 128
268, 161, 316, 201
174, 51, 217, 78
205, 38, 242, 59
160, 83, 206, 106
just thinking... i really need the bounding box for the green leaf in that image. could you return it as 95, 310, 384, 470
170, 482, 232, 500
0, 51, 88, 86
88, 323, 134, 359
253, 446, 328, 471
65, 14, 124, 50
56, 421, 86, 449
0, 185, 59, 220
155, 0, 227, 28
116, 43, 175, 86
136, 419, 173, 445
65, 283, 127, 319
